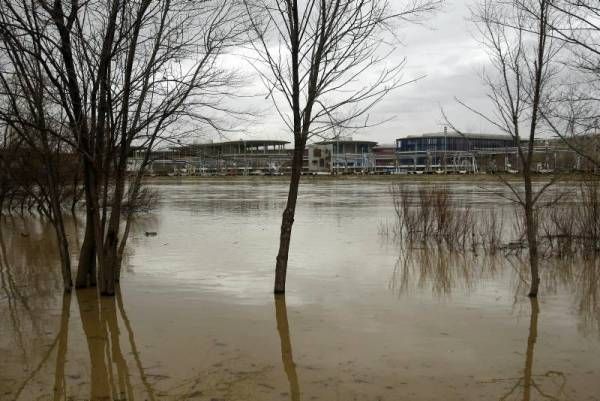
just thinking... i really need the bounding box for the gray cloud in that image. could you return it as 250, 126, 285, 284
212, 0, 500, 146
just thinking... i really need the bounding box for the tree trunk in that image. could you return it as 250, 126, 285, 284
83, 160, 111, 296
275, 145, 304, 294
48, 185, 72, 292
115, 218, 132, 283
45, 155, 73, 292
99, 164, 127, 296
100, 232, 118, 296
55, 221, 73, 292
76, 207, 96, 288
524, 172, 540, 297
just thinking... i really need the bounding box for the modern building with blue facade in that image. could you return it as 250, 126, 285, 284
396, 132, 517, 172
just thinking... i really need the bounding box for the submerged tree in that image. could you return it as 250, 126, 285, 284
0, 0, 246, 295
451, 0, 562, 297
244, 0, 441, 293
0, 71, 77, 290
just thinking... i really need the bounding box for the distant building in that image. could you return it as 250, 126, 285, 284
305, 144, 333, 173
314, 138, 377, 173
146, 139, 291, 175
396, 132, 516, 173
397, 132, 516, 153
133, 131, 592, 176
372, 144, 397, 173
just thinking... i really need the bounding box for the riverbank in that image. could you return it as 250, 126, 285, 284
142, 171, 597, 184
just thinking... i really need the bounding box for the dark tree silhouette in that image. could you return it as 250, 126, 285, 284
244, 0, 441, 293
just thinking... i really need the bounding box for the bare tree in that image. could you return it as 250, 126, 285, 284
244, 0, 441, 293
540, 1, 600, 169
0, 64, 76, 289
0, 0, 247, 295
450, 0, 562, 296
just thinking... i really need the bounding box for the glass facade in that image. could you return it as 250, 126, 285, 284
397, 135, 516, 152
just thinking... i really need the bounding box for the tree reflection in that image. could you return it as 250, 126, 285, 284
513, 257, 600, 338
523, 298, 539, 401
388, 245, 500, 298
77, 289, 113, 399
574, 259, 600, 338
497, 298, 568, 401
274, 294, 301, 401
77, 288, 147, 400
390, 244, 600, 340
53, 292, 71, 401
0, 218, 65, 400
0, 216, 159, 400
116, 286, 157, 401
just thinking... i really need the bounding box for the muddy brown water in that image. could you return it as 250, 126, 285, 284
0, 178, 599, 401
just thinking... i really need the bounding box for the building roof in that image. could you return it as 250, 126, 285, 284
314, 139, 378, 146
170, 139, 290, 150
401, 132, 514, 141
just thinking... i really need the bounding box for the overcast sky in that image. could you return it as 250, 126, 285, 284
213, 0, 500, 146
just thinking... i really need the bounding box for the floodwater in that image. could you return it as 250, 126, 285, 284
1, 177, 599, 401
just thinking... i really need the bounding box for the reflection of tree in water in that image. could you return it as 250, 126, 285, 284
159, 297, 300, 401
576, 259, 600, 337
53, 292, 71, 401
548, 258, 600, 339
77, 289, 133, 400
0, 215, 162, 400
6, 283, 158, 400
73, 286, 158, 401
275, 294, 300, 401
0, 217, 64, 395
489, 298, 569, 401
393, 244, 600, 339
389, 245, 501, 297
391, 246, 596, 400
9, 293, 70, 401
511, 257, 600, 338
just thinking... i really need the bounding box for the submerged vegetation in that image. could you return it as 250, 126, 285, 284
390, 184, 476, 250
384, 178, 600, 260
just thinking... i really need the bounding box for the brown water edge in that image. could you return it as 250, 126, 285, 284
1, 180, 599, 401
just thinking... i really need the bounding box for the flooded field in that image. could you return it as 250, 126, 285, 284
1, 178, 599, 401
